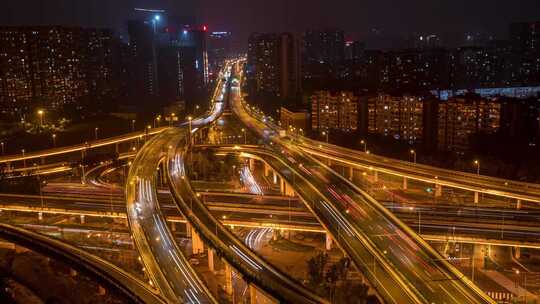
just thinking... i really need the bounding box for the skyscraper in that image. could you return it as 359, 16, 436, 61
0, 26, 117, 118
247, 33, 299, 100
207, 31, 232, 80
302, 29, 345, 81
127, 16, 208, 110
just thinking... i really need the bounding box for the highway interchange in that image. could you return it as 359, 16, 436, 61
1, 60, 540, 303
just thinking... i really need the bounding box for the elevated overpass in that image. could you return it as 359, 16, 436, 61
232, 66, 495, 303
0, 223, 166, 304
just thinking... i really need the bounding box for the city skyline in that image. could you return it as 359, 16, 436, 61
2, 0, 540, 48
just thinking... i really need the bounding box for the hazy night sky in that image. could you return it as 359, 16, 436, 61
1, 0, 539, 48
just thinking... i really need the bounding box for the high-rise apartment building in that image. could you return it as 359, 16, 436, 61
366, 93, 429, 145
0, 26, 116, 117
310, 91, 358, 132
437, 94, 501, 150
247, 33, 299, 99
302, 29, 345, 81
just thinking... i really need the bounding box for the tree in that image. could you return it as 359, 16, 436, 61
307, 252, 328, 287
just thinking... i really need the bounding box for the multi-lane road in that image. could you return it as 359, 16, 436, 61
232, 63, 495, 303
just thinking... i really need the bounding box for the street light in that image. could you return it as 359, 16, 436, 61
21, 149, 26, 168
322, 131, 329, 143
0, 142, 4, 155
94, 127, 99, 140
474, 160, 480, 175
52, 134, 57, 147
131, 119, 136, 132
360, 140, 367, 152
37, 109, 44, 129
410, 149, 417, 163
241, 128, 246, 144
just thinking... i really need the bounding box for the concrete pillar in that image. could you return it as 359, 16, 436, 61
516, 199, 522, 210
402, 177, 408, 190
272, 171, 278, 184
97, 285, 106, 296
249, 284, 278, 304
38, 212, 43, 221
249, 158, 255, 171
325, 233, 333, 251
191, 229, 204, 255
69, 268, 77, 277
224, 262, 233, 295
40, 157, 45, 165
186, 222, 192, 238
514, 247, 521, 259
347, 167, 353, 181
280, 178, 286, 195
435, 184, 442, 197
474, 192, 479, 204
373, 171, 378, 183
171, 222, 176, 232
285, 182, 295, 197
264, 163, 270, 177
115, 143, 119, 154
80, 215, 85, 224
272, 230, 280, 241
250, 284, 258, 304
208, 248, 214, 272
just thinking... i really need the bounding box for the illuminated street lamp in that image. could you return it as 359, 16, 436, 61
410, 149, 417, 163
94, 127, 99, 140
37, 109, 44, 129
241, 128, 246, 144
188, 116, 193, 137
474, 160, 480, 175
322, 131, 329, 143
52, 134, 57, 147
0, 142, 4, 155
360, 140, 367, 152
21, 149, 26, 168
131, 119, 136, 132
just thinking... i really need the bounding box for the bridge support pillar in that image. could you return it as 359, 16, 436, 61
191, 229, 204, 255
325, 233, 333, 251
264, 163, 270, 177
347, 167, 354, 181
272, 171, 278, 184
249, 158, 255, 171
80, 215, 85, 224
97, 285, 106, 296
272, 229, 280, 241
280, 179, 287, 195
514, 247, 521, 259
249, 284, 278, 304
171, 222, 176, 232
208, 248, 214, 272
474, 191, 479, 203
516, 199, 522, 210
285, 182, 295, 197
224, 262, 233, 295
186, 222, 192, 238
38, 212, 43, 221
402, 177, 408, 190
435, 184, 442, 197
373, 170, 378, 183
